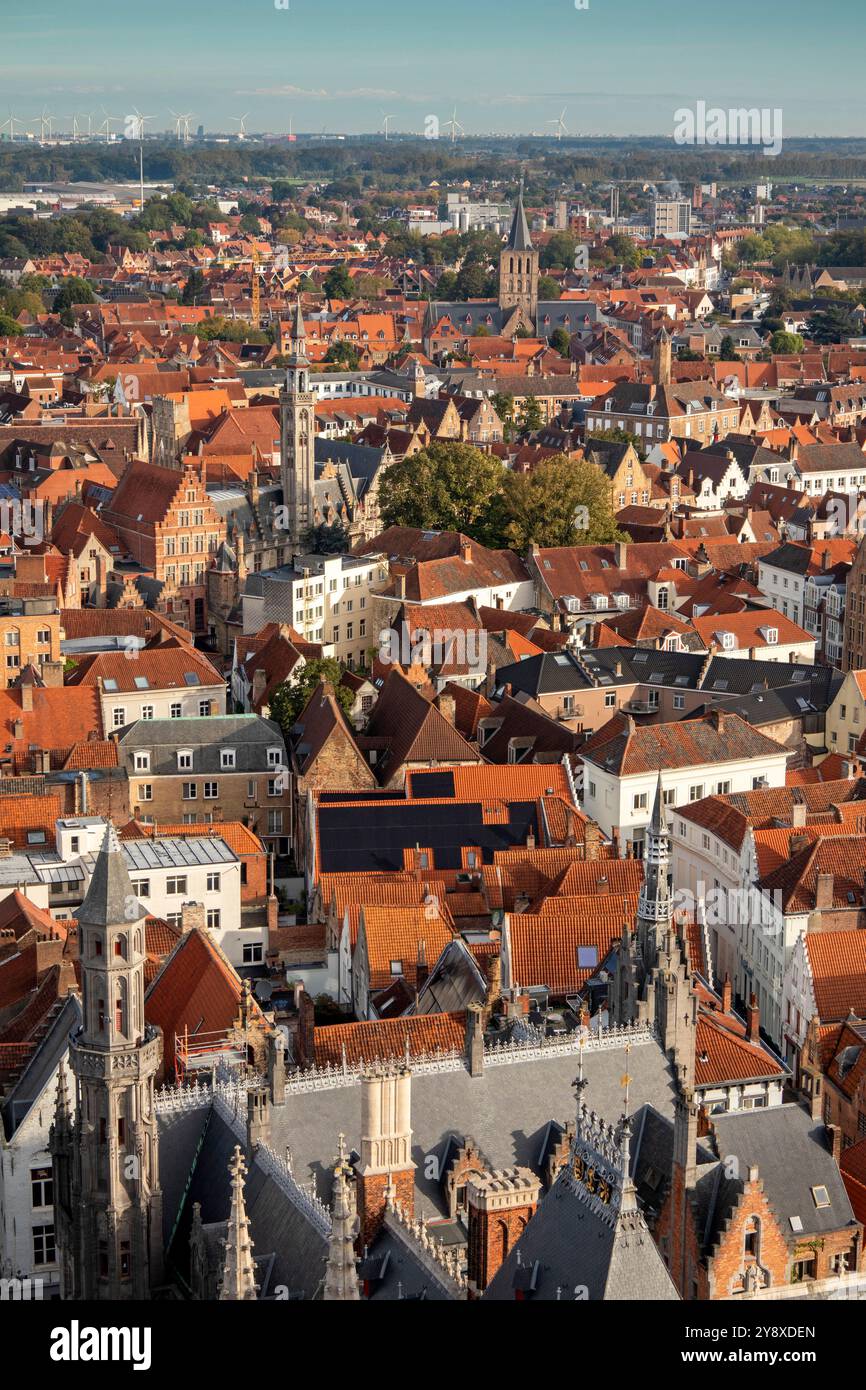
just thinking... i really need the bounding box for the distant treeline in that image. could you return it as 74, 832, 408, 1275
2, 138, 866, 195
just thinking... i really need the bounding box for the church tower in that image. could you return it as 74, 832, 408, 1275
498, 187, 539, 322
279, 301, 316, 552
652, 325, 672, 386
51, 824, 164, 1299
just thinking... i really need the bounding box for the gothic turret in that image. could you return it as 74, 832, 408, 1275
637, 772, 672, 970
219, 1145, 258, 1301
52, 822, 164, 1299
323, 1135, 361, 1300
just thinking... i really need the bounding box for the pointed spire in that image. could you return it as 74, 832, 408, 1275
78, 822, 142, 930
288, 299, 308, 366
219, 1145, 258, 1301
323, 1134, 360, 1301
506, 184, 533, 252
649, 770, 668, 836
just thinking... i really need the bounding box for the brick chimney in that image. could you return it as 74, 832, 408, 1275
460, 539, 472, 565
466, 1168, 541, 1298
181, 901, 206, 934
826, 1122, 842, 1164
721, 974, 732, 1013
789, 831, 810, 857
354, 1067, 415, 1250
251, 668, 268, 710
815, 872, 835, 911
20, 683, 33, 712
746, 991, 760, 1045
436, 691, 456, 726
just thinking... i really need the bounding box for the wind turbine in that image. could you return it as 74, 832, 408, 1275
443, 107, 464, 144
547, 108, 569, 141
30, 109, 54, 143
3, 110, 24, 143
99, 107, 121, 142
230, 113, 249, 140
381, 112, 396, 141
130, 109, 155, 209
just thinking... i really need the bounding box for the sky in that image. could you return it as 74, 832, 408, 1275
1, 0, 864, 140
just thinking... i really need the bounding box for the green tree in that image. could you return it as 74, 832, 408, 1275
769, 330, 805, 355
550, 328, 572, 357
269, 659, 354, 732
501, 454, 626, 551
517, 396, 544, 434
0, 310, 24, 337
606, 234, 642, 269
181, 269, 207, 305
588, 427, 645, 461
301, 520, 349, 554
324, 340, 361, 369
323, 263, 353, 299
537, 275, 561, 301
378, 441, 504, 541
807, 304, 860, 344
539, 231, 577, 270
54, 276, 96, 312
718, 335, 741, 361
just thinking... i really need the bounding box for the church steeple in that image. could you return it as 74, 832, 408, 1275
51, 822, 164, 1300
219, 1145, 258, 1301
280, 299, 316, 552
499, 180, 539, 323
323, 1134, 361, 1301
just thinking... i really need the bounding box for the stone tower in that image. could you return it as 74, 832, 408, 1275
652, 325, 672, 386
51, 823, 164, 1299
279, 301, 316, 552
354, 1065, 415, 1249
499, 188, 539, 322
323, 1135, 361, 1300
636, 771, 671, 972
219, 1145, 258, 1301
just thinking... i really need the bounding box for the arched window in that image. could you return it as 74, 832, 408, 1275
497, 1219, 510, 1264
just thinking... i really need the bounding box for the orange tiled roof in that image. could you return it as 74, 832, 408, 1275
312, 1012, 465, 1068
360, 904, 455, 993
806, 930, 866, 1022
0, 793, 60, 847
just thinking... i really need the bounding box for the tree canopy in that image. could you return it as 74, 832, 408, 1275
269, 658, 354, 732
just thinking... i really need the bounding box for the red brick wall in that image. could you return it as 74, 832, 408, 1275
356, 1167, 414, 1251
467, 1204, 534, 1296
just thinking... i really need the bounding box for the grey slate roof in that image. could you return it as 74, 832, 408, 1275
267, 1037, 676, 1218
78, 822, 143, 929
118, 715, 285, 777
708, 1104, 857, 1244
2, 993, 82, 1139
483, 1161, 679, 1301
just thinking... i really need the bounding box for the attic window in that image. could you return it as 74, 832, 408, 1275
789, 1215, 804, 1232
811, 1185, 831, 1209
577, 945, 598, 970
134, 676, 150, 690
389, 960, 403, 976
103, 678, 118, 692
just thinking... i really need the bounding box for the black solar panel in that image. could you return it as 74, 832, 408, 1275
409, 770, 456, 798
318, 800, 538, 873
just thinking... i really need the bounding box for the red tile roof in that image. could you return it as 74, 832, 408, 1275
806, 930, 866, 1022
312, 1012, 465, 1068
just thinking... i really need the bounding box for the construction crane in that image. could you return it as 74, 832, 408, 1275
251, 242, 261, 331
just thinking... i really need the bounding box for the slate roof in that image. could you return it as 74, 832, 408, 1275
118, 714, 286, 776
582, 710, 788, 777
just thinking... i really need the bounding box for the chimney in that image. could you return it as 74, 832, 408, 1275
460, 539, 472, 565
20, 683, 33, 713
826, 1122, 842, 1165
436, 691, 456, 726
181, 900, 206, 934
615, 540, 628, 568
396, 571, 407, 599
246, 1085, 271, 1154
251, 668, 268, 710
354, 1067, 415, 1249
815, 872, 834, 911
12, 717, 23, 741
721, 974, 732, 1014
415, 937, 429, 997
267, 1031, 286, 1106
746, 992, 760, 1045
791, 801, 807, 828
464, 1002, 484, 1078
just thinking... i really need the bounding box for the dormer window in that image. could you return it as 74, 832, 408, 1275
220, 748, 236, 770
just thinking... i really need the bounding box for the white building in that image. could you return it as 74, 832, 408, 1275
581, 709, 789, 855
0, 995, 81, 1295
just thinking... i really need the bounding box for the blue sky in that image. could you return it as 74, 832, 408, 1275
1, 0, 864, 138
